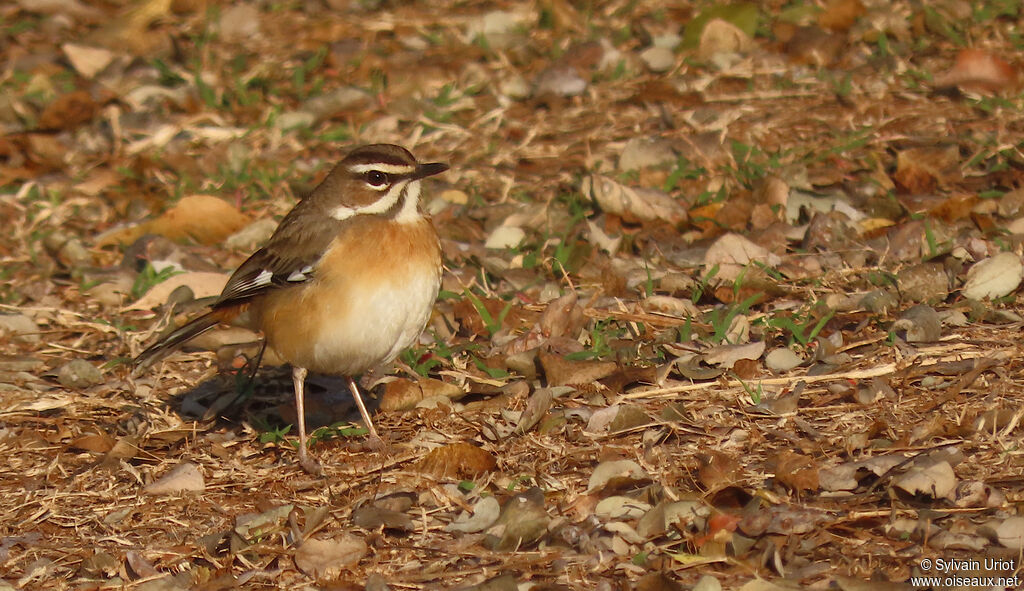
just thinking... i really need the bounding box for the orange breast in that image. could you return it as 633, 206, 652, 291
254, 217, 441, 376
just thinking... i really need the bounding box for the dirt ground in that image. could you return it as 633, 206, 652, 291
2, 0, 1024, 589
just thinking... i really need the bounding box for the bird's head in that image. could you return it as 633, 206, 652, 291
316, 143, 448, 223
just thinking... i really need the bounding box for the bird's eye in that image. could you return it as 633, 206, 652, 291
365, 170, 388, 187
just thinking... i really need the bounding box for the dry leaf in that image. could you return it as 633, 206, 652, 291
764, 347, 802, 371
20, 0, 104, 20
934, 48, 1018, 93
893, 461, 956, 499
781, 25, 845, 67
39, 90, 100, 130
618, 138, 676, 171
97, 195, 252, 247
643, 295, 699, 318
485, 225, 525, 250
637, 500, 706, 539
456, 575, 518, 591
698, 450, 741, 491
892, 304, 941, 342
635, 572, 683, 591
995, 516, 1024, 549
698, 18, 754, 59
143, 462, 205, 494
102, 436, 139, 464
954, 481, 1005, 508
75, 168, 120, 196
587, 459, 650, 493
538, 350, 616, 386
61, 43, 115, 78
703, 233, 782, 281
962, 252, 1022, 300
235, 504, 293, 540
452, 296, 512, 339
702, 341, 765, 369
770, 451, 819, 494
539, 292, 583, 339
379, 377, 464, 411
445, 496, 501, 533
69, 432, 115, 454
585, 404, 620, 433
487, 487, 548, 550
817, 0, 865, 31
892, 146, 961, 194
94, 0, 173, 54
515, 388, 552, 434
294, 535, 367, 578
581, 175, 686, 224
123, 271, 229, 311
414, 442, 496, 478
351, 505, 414, 531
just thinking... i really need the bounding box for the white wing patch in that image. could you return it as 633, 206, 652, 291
287, 265, 313, 282
253, 269, 274, 286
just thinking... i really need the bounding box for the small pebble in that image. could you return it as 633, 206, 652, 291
618, 137, 676, 171
225, 218, 277, 251
640, 46, 675, 72
765, 347, 803, 372
534, 66, 586, 97
218, 4, 260, 43
499, 75, 531, 100
276, 110, 315, 131
58, 359, 104, 389
0, 313, 39, 343
693, 575, 722, 591
652, 33, 682, 50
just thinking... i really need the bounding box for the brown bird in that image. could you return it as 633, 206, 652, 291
134, 144, 447, 473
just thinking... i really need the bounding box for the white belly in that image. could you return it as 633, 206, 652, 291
306, 267, 439, 375
257, 216, 442, 376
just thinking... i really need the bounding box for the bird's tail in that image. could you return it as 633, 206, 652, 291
132, 311, 222, 376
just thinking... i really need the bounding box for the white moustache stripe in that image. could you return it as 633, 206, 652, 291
394, 180, 422, 224
349, 163, 417, 175
329, 180, 409, 221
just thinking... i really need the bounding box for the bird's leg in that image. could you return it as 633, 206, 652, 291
245, 339, 267, 385
292, 366, 322, 475
347, 376, 384, 450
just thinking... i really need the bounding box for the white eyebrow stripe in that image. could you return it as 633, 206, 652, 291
349, 163, 417, 175
328, 180, 409, 221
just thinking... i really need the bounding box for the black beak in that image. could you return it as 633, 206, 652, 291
413, 162, 449, 180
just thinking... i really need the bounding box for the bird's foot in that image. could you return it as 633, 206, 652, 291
361, 433, 387, 453
297, 449, 324, 476
300, 456, 324, 476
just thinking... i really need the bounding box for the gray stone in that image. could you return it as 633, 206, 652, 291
640, 46, 675, 72
225, 218, 276, 252
0, 313, 39, 343
57, 359, 103, 389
